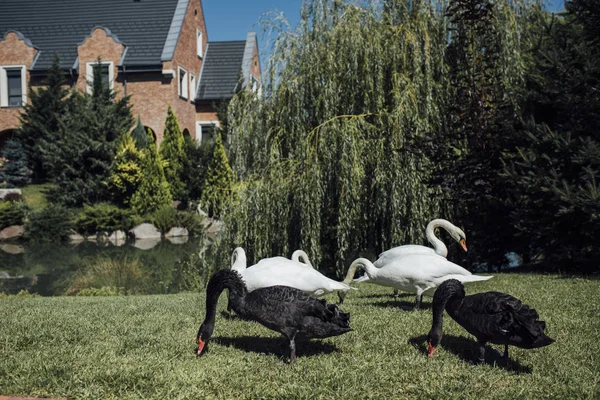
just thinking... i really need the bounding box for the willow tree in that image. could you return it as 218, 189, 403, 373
221, 0, 450, 276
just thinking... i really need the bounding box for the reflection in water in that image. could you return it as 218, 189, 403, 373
0, 237, 216, 296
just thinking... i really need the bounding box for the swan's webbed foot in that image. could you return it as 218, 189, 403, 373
289, 338, 297, 364
392, 289, 399, 298
337, 291, 345, 305
476, 343, 486, 364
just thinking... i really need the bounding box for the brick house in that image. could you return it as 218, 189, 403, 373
0, 0, 261, 146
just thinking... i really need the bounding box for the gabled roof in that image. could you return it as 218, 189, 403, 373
0, 0, 188, 71
196, 32, 259, 103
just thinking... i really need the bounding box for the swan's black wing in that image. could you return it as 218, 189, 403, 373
457, 292, 553, 348
244, 285, 351, 338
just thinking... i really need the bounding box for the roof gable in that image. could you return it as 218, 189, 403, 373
0, 0, 182, 71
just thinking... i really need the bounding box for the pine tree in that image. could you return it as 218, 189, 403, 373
131, 115, 148, 150
201, 133, 233, 218
108, 131, 143, 207
45, 58, 133, 206
503, 1, 600, 273
16, 53, 69, 181
130, 129, 172, 215
0, 140, 31, 188
159, 106, 188, 201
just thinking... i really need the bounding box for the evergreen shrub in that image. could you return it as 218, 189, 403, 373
0, 201, 29, 230
24, 204, 74, 242
74, 203, 136, 235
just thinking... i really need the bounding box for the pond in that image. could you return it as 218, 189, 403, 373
0, 236, 219, 296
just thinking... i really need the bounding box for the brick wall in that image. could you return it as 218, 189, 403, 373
0, 32, 38, 135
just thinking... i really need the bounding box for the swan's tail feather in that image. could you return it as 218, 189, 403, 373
447, 274, 493, 283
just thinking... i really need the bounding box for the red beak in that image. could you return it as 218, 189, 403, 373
428, 341, 436, 357
197, 338, 205, 357
459, 239, 468, 252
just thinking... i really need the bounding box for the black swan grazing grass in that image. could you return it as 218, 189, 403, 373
427, 279, 555, 363
196, 269, 352, 363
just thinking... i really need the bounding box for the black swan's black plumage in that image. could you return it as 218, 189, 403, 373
427, 279, 554, 362
196, 269, 351, 363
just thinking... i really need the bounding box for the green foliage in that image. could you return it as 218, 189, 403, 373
0, 201, 29, 230
0, 275, 598, 399
131, 115, 148, 150
159, 106, 188, 200
23, 204, 74, 242
44, 59, 133, 207
0, 289, 39, 298
201, 134, 233, 219
0, 140, 31, 188
150, 205, 179, 234
176, 210, 205, 235
108, 131, 143, 207
74, 203, 136, 235
66, 256, 149, 295
223, 0, 447, 275
182, 135, 214, 203
20, 183, 51, 211
502, 2, 600, 273
16, 53, 70, 181
130, 130, 172, 215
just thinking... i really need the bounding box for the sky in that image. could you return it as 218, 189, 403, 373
203, 0, 566, 43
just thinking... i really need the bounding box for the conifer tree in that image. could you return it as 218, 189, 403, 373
130, 129, 172, 215
131, 115, 148, 150
45, 59, 133, 206
16, 53, 69, 181
0, 140, 31, 188
201, 133, 233, 218
108, 131, 143, 207
159, 106, 188, 201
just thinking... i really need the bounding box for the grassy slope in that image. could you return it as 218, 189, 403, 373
20, 183, 51, 211
0, 273, 598, 399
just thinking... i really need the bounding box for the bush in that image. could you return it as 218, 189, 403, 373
24, 204, 74, 242
151, 205, 178, 234
66, 256, 149, 295
75, 286, 125, 296
176, 211, 205, 235
74, 203, 136, 235
0, 201, 29, 230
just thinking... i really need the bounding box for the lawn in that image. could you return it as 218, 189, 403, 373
0, 273, 598, 399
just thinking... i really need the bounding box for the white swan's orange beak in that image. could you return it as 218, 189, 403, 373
459, 239, 467, 252
196, 338, 206, 357
427, 341, 436, 357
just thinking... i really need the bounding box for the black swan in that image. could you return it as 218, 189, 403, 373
427, 279, 554, 362
196, 269, 352, 363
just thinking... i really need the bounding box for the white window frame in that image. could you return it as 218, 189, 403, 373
178, 66, 188, 100
0, 65, 27, 108
251, 75, 262, 97
189, 73, 196, 102
86, 61, 114, 94
196, 120, 220, 143
197, 29, 203, 58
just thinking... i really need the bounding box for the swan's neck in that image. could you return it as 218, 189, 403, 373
342, 258, 377, 284
203, 270, 248, 326
292, 250, 312, 267
426, 219, 451, 257
231, 248, 247, 272
429, 280, 464, 347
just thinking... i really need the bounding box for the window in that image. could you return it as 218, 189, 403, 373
197, 30, 203, 58
190, 73, 196, 101
178, 67, 188, 99
196, 121, 219, 144
86, 61, 114, 94
251, 75, 262, 98
0, 65, 26, 108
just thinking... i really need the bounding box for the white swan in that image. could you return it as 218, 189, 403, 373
339, 254, 492, 309
228, 248, 354, 296
375, 219, 467, 269
291, 249, 313, 267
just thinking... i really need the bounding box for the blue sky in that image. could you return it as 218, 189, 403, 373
203, 1, 565, 43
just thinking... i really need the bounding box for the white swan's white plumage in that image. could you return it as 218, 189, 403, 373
375, 219, 467, 268
230, 247, 247, 273
291, 249, 313, 267
229, 248, 354, 296
340, 254, 492, 308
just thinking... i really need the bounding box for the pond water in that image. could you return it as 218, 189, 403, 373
0, 236, 218, 296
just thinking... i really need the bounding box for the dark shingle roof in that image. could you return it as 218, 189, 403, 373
0, 0, 181, 71
196, 40, 246, 102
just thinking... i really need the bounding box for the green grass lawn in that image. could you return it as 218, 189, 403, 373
0, 273, 598, 399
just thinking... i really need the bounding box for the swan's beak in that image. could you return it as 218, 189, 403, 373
196, 337, 206, 357
427, 341, 436, 357
459, 239, 468, 252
